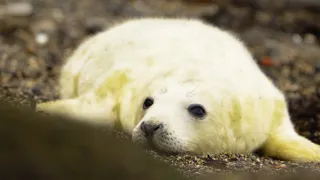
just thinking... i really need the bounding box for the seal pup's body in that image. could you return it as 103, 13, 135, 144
37, 18, 320, 162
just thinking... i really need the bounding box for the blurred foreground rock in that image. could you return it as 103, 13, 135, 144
0, 96, 186, 180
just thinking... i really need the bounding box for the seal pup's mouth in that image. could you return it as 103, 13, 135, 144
132, 121, 190, 156
139, 123, 170, 153
132, 134, 174, 156
143, 137, 181, 156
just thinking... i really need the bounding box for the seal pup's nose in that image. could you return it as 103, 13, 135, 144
140, 121, 163, 137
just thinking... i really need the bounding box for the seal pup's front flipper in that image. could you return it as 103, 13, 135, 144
37, 98, 83, 117
262, 114, 320, 162
36, 92, 116, 126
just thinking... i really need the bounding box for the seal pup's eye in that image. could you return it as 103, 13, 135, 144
143, 97, 154, 110
188, 104, 206, 118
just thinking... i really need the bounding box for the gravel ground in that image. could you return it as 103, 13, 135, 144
1, 0, 320, 178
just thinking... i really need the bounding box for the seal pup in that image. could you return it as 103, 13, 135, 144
36, 17, 320, 162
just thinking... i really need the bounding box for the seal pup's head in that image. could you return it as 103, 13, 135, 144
131, 82, 225, 155
131, 77, 269, 155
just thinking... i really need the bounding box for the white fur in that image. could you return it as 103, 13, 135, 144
37, 17, 320, 160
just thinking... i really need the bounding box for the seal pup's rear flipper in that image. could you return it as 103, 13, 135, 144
262, 115, 320, 162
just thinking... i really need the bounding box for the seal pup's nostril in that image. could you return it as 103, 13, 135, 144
140, 121, 162, 137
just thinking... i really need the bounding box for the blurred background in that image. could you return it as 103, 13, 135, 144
0, 0, 320, 177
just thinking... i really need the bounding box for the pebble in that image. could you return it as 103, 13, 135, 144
31, 19, 58, 37
279, 164, 287, 168
315, 63, 320, 73
31, 84, 42, 96
292, 34, 303, 44
52, 8, 65, 22
255, 11, 272, 25
234, 161, 244, 168
304, 33, 317, 44
36, 32, 49, 45
2, 2, 33, 17
194, 172, 201, 175
85, 17, 108, 35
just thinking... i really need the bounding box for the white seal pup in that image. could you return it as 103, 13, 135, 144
36, 17, 320, 162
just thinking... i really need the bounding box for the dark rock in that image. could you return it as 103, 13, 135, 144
31, 84, 42, 96
0, 98, 186, 180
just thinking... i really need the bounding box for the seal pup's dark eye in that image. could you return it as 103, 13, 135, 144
188, 104, 206, 118
143, 97, 154, 110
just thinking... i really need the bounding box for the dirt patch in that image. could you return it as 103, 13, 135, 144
1, 0, 320, 178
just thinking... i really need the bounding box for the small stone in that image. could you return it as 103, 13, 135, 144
85, 17, 107, 35
4, 2, 33, 17
229, 156, 238, 161
315, 63, 320, 73
234, 161, 244, 168
260, 56, 273, 67
289, 83, 300, 92
31, 19, 57, 35
52, 8, 64, 22
194, 172, 201, 175
31, 84, 42, 96
304, 33, 317, 44
279, 164, 287, 168
36, 32, 49, 45
292, 34, 303, 44
255, 11, 272, 25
